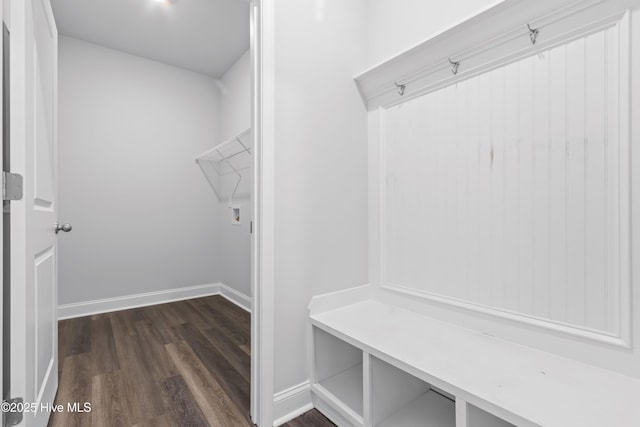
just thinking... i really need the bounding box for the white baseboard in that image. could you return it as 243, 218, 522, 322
58, 282, 252, 320
272, 381, 313, 427
219, 283, 252, 312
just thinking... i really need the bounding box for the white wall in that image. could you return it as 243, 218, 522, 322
215, 50, 252, 297
219, 50, 251, 142
365, 0, 500, 67
58, 36, 221, 305
272, 0, 369, 394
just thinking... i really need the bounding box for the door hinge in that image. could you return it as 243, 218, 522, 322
2, 172, 23, 201
3, 397, 24, 427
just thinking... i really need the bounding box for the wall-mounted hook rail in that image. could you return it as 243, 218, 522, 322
394, 82, 406, 96
448, 58, 460, 75
527, 23, 539, 45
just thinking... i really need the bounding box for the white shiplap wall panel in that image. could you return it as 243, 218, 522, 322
384, 25, 624, 335
606, 25, 621, 336
548, 44, 567, 325
492, 64, 508, 310
503, 60, 520, 313
532, 47, 550, 320
565, 37, 587, 328
585, 31, 607, 332
517, 56, 535, 317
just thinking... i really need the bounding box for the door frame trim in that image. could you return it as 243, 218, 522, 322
251, 0, 275, 425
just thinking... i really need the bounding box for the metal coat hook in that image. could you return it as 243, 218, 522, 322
448, 58, 460, 75
527, 24, 539, 45
394, 82, 406, 96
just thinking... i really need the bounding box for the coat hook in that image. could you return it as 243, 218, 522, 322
527, 24, 539, 45
394, 82, 406, 96
448, 58, 460, 75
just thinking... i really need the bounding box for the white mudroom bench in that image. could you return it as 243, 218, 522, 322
309, 293, 640, 427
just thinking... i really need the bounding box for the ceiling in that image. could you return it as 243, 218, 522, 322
51, 0, 250, 78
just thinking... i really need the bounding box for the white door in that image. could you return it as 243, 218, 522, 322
9, 0, 58, 426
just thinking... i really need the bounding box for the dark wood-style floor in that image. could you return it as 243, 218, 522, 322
50, 295, 334, 427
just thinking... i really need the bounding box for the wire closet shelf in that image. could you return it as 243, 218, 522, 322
195, 128, 252, 202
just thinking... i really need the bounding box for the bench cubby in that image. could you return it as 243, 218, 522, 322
371, 356, 455, 427
312, 327, 364, 424
467, 404, 514, 427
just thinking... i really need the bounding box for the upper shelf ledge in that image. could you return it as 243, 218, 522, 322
354, 0, 636, 110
